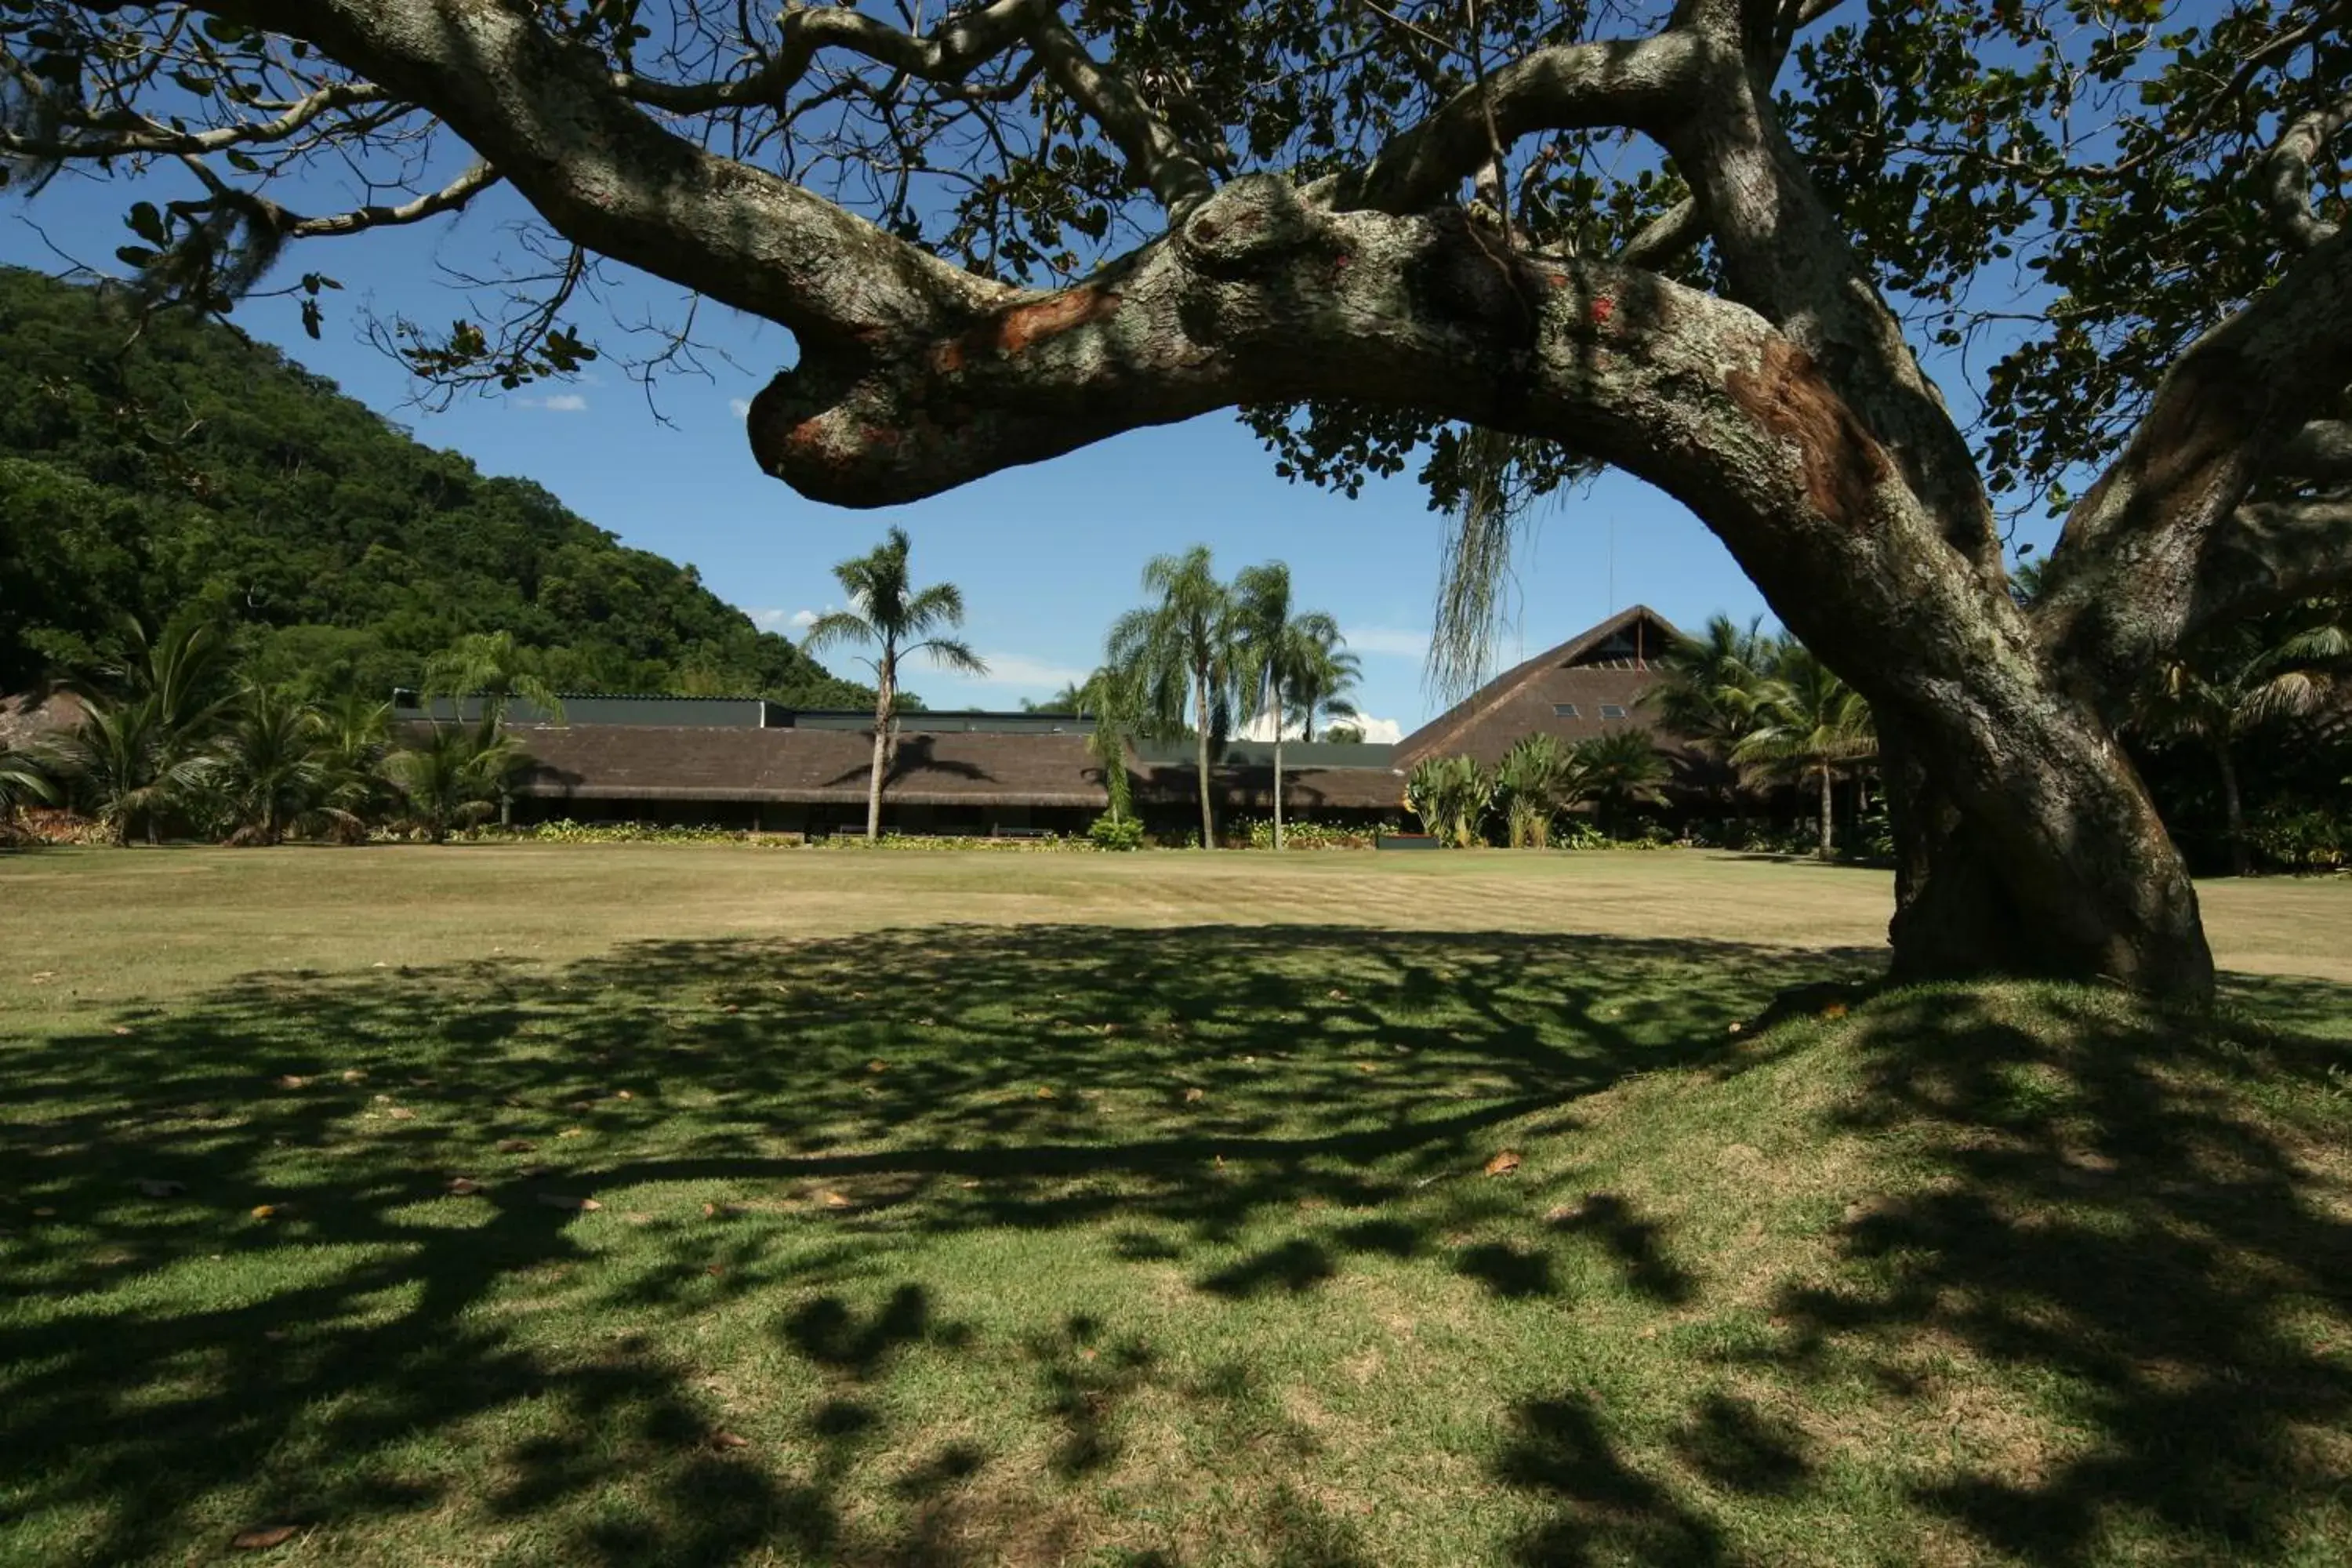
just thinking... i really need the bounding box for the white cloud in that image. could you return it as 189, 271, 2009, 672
517, 392, 589, 412
1341, 625, 1428, 659
790, 608, 823, 630
729, 397, 753, 420
1235, 698, 1405, 745
741, 608, 791, 630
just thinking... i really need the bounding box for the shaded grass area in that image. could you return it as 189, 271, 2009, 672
1, 917, 2349, 1565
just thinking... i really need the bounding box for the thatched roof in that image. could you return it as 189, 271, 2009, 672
1394, 605, 1682, 768
0, 691, 83, 750
506, 723, 1113, 808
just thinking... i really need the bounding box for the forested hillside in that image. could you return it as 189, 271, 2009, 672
0, 267, 869, 706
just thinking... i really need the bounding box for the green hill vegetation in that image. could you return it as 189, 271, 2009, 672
0, 266, 867, 706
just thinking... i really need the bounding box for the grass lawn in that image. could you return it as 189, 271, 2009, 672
3, 848, 2350, 1566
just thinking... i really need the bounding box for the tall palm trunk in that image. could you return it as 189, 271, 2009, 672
2212, 737, 2249, 877
1272, 734, 1286, 851
866, 657, 895, 841
1817, 763, 1835, 860
1194, 663, 1214, 850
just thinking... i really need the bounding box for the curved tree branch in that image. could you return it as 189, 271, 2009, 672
2261, 93, 2352, 252
2036, 226, 2352, 712
1345, 32, 1702, 215
2183, 496, 2352, 643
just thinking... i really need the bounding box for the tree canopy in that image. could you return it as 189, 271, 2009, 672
0, 267, 870, 706
8, 1, 2352, 997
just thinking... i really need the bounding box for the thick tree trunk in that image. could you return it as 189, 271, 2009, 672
2214, 739, 2249, 878
1878, 717, 2213, 998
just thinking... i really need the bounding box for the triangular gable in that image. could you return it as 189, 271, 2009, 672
1392, 605, 1682, 766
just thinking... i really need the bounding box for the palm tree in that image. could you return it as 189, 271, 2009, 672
1733, 644, 1877, 858
387, 718, 517, 844
1287, 620, 1362, 745
1644, 614, 1770, 835
99, 609, 235, 742
208, 683, 347, 845
1646, 615, 1768, 754
422, 630, 565, 726
422, 630, 564, 826
1232, 563, 1354, 851
0, 742, 56, 842
1573, 730, 1673, 838
1069, 665, 1141, 825
1107, 546, 1240, 850
317, 691, 396, 836
70, 612, 236, 842
49, 697, 209, 847
801, 527, 987, 840
2141, 610, 2349, 875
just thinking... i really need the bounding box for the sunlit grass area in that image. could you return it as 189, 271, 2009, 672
5, 849, 2350, 1564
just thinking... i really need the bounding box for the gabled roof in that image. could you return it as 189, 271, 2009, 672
1393, 605, 1682, 767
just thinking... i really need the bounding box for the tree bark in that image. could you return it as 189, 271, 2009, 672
1816, 764, 1834, 860
1272, 693, 1286, 852
1193, 670, 1214, 851
866, 656, 895, 842
2214, 737, 2249, 878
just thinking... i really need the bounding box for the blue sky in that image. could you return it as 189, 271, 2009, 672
9, 174, 1835, 737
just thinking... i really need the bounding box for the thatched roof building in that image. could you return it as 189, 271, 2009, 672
1394, 605, 1679, 768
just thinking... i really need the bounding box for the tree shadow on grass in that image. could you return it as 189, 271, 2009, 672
1737, 982, 2352, 1565
3, 927, 2348, 1564
0, 923, 1835, 1565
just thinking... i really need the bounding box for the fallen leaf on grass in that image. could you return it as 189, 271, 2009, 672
230, 1524, 298, 1550
1035, 1086, 1057, 1100
1354, 1062, 1376, 1075
819, 1191, 853, 1208
704, 1264, 725, 1277
536, 1193, 601, 1212
250, 1204, 284, 1219
384, 1107, 416, 1121
341, 1069, 367, 1083
111, 1025, 132, 1036
1820, 1003, 1849, 1019
1484, 1150, 1523, 1177
445, 1178, 485, 1196
1183, 1087, 1204, 1103
710, 1431, 750, 1450
274, 1075, 308, 1091
614, 1090, 635, 1101
133, 1179, 185, 1198
866, 1059, 889, 1074
495, 1138, 536, 1154
29, 971, 56, 984
31, 1207, 56, 1218
558, 1127, 586, 1139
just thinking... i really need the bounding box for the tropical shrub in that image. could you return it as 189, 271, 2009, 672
1088, 813, 1147, 851
2246, 806, 2350, 873
1406, 755, 1496, 848
1237, 818, 1377, 851
1495, 734, 1578, 848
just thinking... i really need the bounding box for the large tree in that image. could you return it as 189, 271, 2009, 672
13, 2, 2352, 996
801, 527, 985, 840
